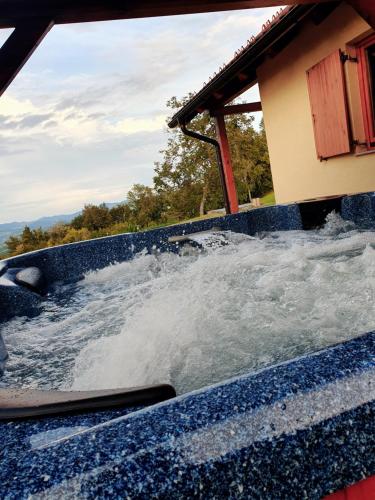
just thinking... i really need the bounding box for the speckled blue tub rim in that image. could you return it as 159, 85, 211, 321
1, 190, 375, 498
1, 329, 375, 499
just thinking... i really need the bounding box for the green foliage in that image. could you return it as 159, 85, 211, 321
109, 204, 132, 225
127, 184, 166, 229
62, 227, 92, 244
3, 95, 273, 258
154, 97, 273, 218
5, 226, 50, 256
260, 191, 276, 206
232, 119, 273, 201
72, 204, 112, 231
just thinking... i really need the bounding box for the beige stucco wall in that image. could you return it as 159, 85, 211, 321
257, 2, 375, 204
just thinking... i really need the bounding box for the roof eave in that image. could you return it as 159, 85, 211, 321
168, 2, 339, 128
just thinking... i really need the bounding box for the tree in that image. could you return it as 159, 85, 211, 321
80, 204, 111, 231
154, 96, 220, 219
62, 227, 91, 243
154, 96, 273, 219
70, 213, 84, 230
127, 184, 165, 228
48, 223, 69, 246
5, 235, 21, 256
230, 118, 273, 202
109, 203, 132, 225
5, 226, 49, 256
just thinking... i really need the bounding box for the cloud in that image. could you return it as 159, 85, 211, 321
0, 145, 31, 157
43, 120, 58, 129
0, 7, 281, 222
0, 135, 33, 157
0, 95, 37, 116
15, 113, 54, 129
115, 115, 167, 135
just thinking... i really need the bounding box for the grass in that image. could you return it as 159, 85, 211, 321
260, 191, 275, 206
183, 191, 276, 225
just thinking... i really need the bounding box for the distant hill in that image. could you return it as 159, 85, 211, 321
0, 202, 123, 252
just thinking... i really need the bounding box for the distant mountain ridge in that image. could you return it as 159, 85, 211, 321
0, 202, 123, 247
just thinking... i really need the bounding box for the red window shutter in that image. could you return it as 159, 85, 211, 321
306, 50, 351, 160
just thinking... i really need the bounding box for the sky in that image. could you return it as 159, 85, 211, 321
0, 7, 280, 223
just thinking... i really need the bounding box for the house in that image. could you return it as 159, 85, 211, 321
169, 2, 375, 212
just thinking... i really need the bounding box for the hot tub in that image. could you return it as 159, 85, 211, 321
1, 192, 375, 498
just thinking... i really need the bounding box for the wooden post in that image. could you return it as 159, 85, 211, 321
214, 114, 239, 214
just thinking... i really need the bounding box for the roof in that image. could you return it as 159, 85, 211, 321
0, 0, 333, 29
168, 1, 340, 128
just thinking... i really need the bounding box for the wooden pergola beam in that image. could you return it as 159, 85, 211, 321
0, 1, 373, 29
211, 102, 262, 116
0, 0, 335, 29
0, 19, 53, 98
0, 1, 373, 104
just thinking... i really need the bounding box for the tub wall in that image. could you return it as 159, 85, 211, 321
1, 204, 301, 283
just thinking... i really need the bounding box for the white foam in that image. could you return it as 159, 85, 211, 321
1, 215, 374, 394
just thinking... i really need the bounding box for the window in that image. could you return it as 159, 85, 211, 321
357, 34, 375, 148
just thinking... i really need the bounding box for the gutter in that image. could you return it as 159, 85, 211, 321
180, 122, 230, 214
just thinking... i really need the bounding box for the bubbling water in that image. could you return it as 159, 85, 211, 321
1, 213, 375, 394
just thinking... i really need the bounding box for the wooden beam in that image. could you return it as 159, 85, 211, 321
211, 102, 262, 116
0, 0, 335, 28
348, 0, 375, 29
214, 114, 239, 214
0, 19, 53, 97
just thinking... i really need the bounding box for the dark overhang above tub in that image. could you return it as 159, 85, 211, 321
0, 0, 337, 28
168, 2, 340, 128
